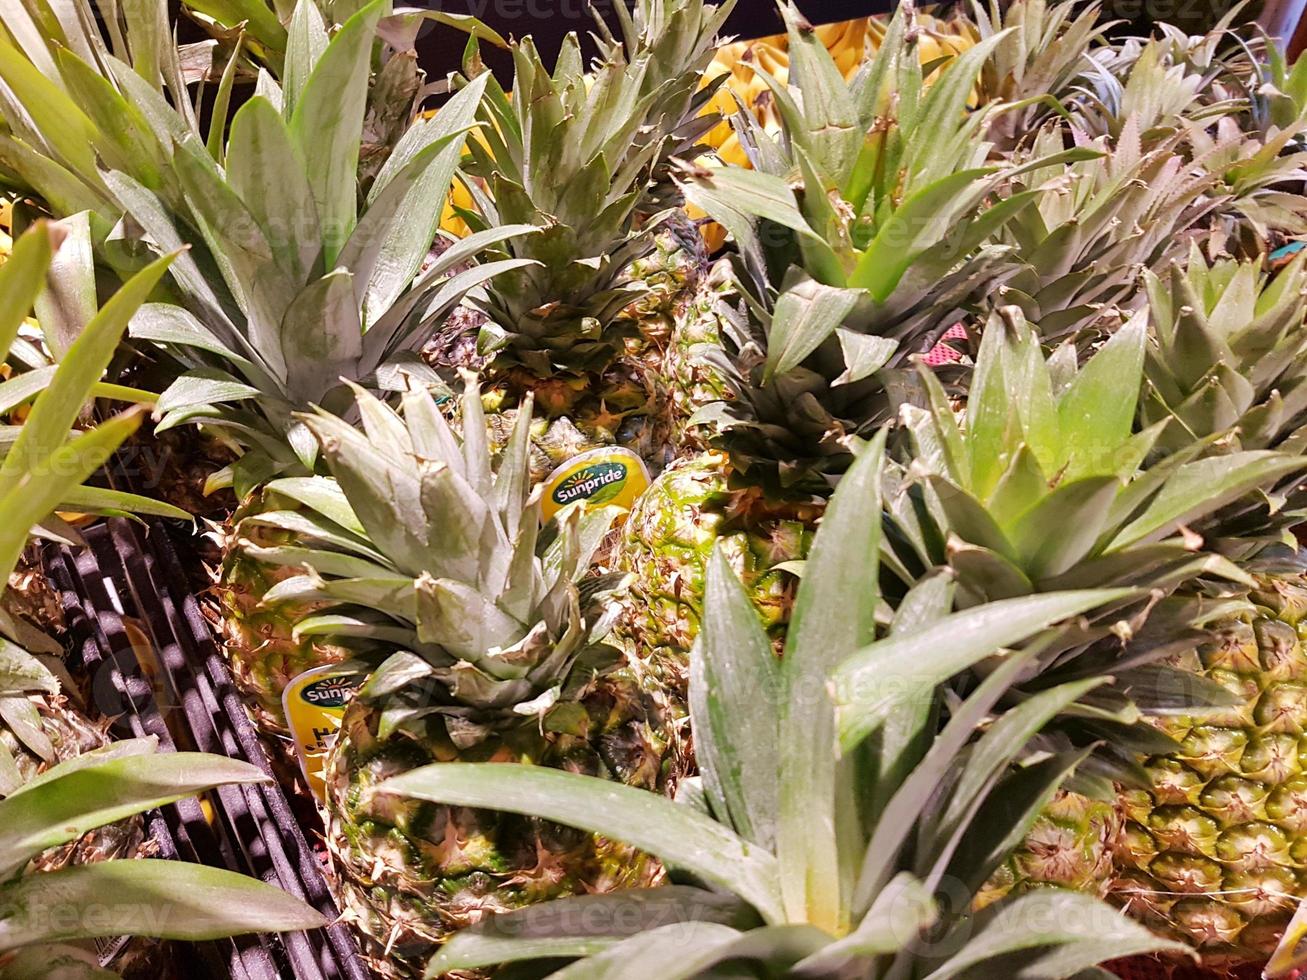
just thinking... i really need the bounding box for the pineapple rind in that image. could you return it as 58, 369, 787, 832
665, 260, 735, 449
1112, 576, 1307, 963
324, 671, 667, 979
976, 789, 1125, 910
618, 452, 818, 684
218, 491, 350, 734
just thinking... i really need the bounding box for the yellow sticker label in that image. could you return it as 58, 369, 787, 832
282, 665, 364, 803
539, 447, 651, 523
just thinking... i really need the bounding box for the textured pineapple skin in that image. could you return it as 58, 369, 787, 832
323, 671, 672, 979
427, 314, 664, 481
625, 212, 712, 467
975, 790, 1125, 910
1111, 575, 1307, 964
217, 491, 349, 734
438, 349, 672, 486
628, 210, 709, 360
664, 264, 734, 451
618, 452, 819, 694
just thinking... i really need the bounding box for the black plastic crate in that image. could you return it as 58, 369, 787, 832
47, 519, 368, 980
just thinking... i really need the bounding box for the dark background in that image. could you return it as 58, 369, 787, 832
404, 0, 1257, 85
410, 0, 895, 81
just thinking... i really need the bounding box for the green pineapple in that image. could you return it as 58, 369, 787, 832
620, 450, 819, 694
975, 790, 1125, 909
380, 439, 1186, 979
622, 0, 1058, 672
890, 304, 1307, 909
1106, 248, 1307, 964
214, 487, 354, 732
433, 0, 734, 475
662, 259, 736, 446
0, 0, 523, 731
234, 379, 679, 977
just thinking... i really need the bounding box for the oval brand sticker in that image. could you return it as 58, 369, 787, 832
553, 461, 627, 507
540, 447, 650, 522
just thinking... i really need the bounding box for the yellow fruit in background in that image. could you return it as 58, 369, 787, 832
440, 176, 476, 238
424, 105, 498, 239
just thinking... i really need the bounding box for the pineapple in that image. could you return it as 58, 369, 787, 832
214, 487, 353, 732
623, 0, 1057, 670
0, 0, 528, 731
230, 379, 676, 977
620, 449, 819, 692
975, 789, 1126, 909
662, 257, 737, 446
383, 439, 1184, 979
1106, 248, 1307, 963
889, 303, 1307, 908
431, 0, 735, 477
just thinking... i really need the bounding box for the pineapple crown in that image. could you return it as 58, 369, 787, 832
969, 0, 1112, 149
678, 1, 1092, 342
894, 305, 1307, 602
0, 0, 534, 496
457, 0, 736, 378
673, 1, 1098, 494
989, 120, 1218, 340
169, 0, 510, 188
1142, 242, 1307, 454
1070, 20, 1307, 238
382, 437, 1183, 978
1076, 34, 1220, 141
669, 0, 1118, 499
688, 274, 902, 494
236, 377, 625, 718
